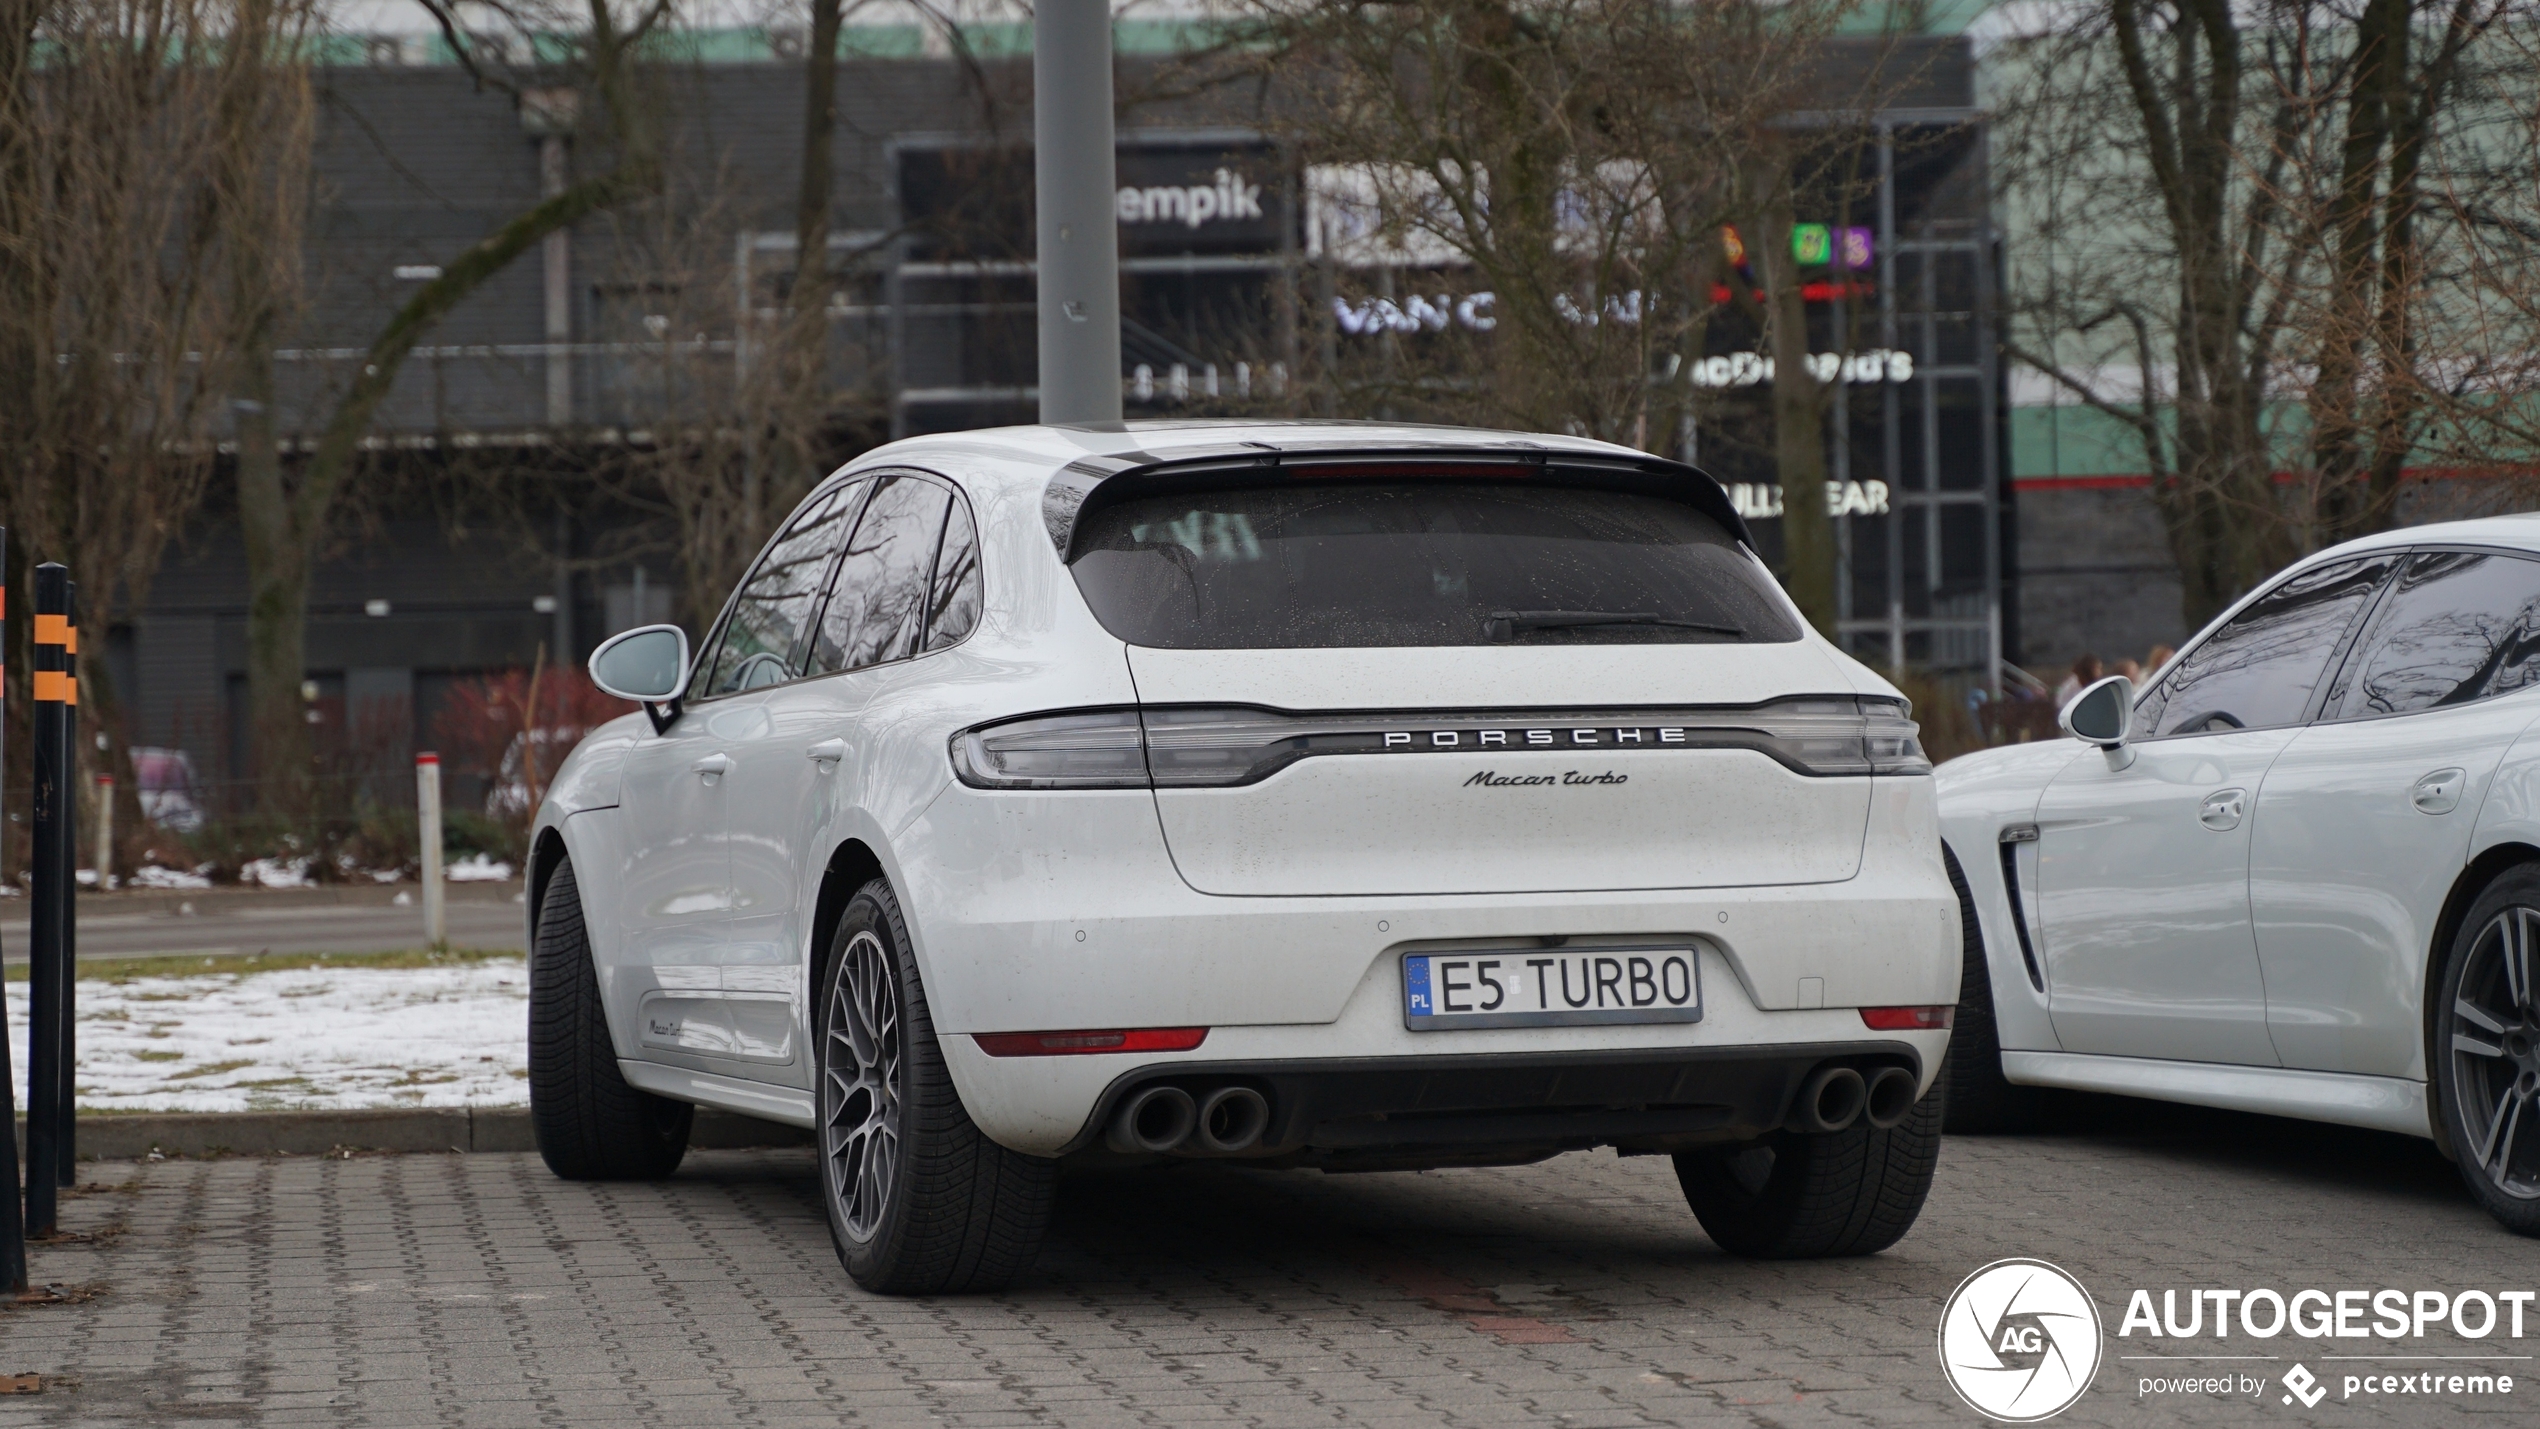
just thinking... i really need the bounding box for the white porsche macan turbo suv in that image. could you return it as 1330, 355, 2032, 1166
1939, 515, 2540, 1235
527, 421, 1960, 1292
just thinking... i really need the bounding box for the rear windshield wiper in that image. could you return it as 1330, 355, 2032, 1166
1484, 609, 1746, 643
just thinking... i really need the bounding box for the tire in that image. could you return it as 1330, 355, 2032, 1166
1674, 1072, 1944, 1258
817, 878, 1056, 1293
1942, 843, 2046, 1134
529, 857, 693, 1180
2434, 864, 2540, 1236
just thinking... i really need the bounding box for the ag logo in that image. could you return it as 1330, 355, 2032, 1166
1937, 1259, 2103, 1421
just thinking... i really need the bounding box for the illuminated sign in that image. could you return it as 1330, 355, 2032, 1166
1724, 224, 1875, 270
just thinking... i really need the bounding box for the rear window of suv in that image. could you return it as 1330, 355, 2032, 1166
1067, 481, 1801, 649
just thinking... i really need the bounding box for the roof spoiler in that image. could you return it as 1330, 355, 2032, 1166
1040, 442, 1753, 560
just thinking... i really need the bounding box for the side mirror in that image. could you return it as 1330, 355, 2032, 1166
2059, 674, 2135, 750
590, 624, 690, 732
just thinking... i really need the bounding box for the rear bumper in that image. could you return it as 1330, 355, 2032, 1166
935, 939, 1952, 1155
1061, 1040, 1923, 1168
896, 774, 1955, 1157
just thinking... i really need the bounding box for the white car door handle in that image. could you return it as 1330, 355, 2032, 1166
2413, 767, 2467, 816
690, 753, 732, 777
2198, 787, 2246, 831
806, 739, 848, 764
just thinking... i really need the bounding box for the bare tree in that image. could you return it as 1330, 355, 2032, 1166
1208, 0, 1864, 631
579, 161, 840, 635
0, 0, 316, 854
1990, 0, 2515, 630
2367, 19, 2540, 508
591, 0, 994, 633
237, 0, 681, 805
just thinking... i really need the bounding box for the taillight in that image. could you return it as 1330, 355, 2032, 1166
950, 708, 1148, 789
1740, 697, 1929, 775
972, 1027, 1209, 1056
1140, 706, 1346, 786
1861, 698, 1932, 774
949, 697, 1931, 790
1860, 1005, 1954, 1030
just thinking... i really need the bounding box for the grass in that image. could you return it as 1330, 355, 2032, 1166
166, 1059, 257, 1081
3, 946, 522, 985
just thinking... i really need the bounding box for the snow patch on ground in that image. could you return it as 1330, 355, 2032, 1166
240, 857, 314, 889
444, 853, 514, 883
5, 958, 529, 1113
128, 864, 215, 891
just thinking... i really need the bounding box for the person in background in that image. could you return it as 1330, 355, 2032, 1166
2112, 657, 2142, 684
2145, 644, 2175, 680
2054, 654, 2103, 707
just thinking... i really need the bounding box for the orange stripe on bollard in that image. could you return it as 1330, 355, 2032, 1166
32, 672, 73, 703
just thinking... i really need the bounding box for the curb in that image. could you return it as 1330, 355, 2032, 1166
15, 1106, 810, 1161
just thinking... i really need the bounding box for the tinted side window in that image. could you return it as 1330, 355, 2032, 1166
2136, 555, 2396, 737
2328, 551, 2540, 718
695, 485, 859, 699
808, 475, 953, 675
923, 491, 983, 651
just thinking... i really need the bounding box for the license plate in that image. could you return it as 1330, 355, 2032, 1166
1401, 947, 1703, 1030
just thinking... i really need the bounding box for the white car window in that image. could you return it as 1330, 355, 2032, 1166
807, 474, 954, 675
692, 483, 861, 700
2134, 554, 2397, 738
2326, 550, 2540, 719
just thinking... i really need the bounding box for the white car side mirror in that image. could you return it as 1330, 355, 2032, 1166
591, 624, 691, 732
2059, 674, 2135, 753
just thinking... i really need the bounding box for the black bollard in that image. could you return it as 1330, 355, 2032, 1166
23, 563, 68, 1237
56, 580, 74, 1182
0, 533, 25, 1292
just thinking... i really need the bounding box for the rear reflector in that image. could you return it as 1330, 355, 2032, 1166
973, 1027, 1209, 1057
1859, 1006, 1955, 1030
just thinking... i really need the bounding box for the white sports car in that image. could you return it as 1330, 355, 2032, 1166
1939, 514, 2540, 1235
529, 420, 1961, 1292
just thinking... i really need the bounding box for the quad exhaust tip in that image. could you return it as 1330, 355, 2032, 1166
1196, 1086, 1269, 1154
1787, 1063, 1919, 1134
1107, 1085, 1197, 1154
1105, 1083, 1271, 1155
1790, 1065, 1867, 1133
1863, 1066, 1918, 1130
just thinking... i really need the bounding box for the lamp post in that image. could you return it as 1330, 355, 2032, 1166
1033, 0, 1121, 425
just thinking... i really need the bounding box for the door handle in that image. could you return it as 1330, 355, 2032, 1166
2198, 787, 2246, 831
2413, 767, 2467, 816
806, 738, 848, 764
690, 753, 732, 778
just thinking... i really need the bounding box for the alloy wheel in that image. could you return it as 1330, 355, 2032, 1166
823, 930, 903, 1240
2450, 905, 2540, 1200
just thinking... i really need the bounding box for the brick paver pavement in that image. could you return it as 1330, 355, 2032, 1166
3, 1097, 2535, 1426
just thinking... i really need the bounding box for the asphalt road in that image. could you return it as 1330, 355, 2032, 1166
0, 882, 528, 963
6, 1094, 2536, 1426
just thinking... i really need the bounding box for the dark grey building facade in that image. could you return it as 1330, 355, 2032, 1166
119, 36, 2014, 795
